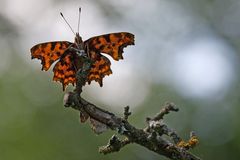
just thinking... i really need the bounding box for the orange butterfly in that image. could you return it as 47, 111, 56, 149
30, 9, 134, 91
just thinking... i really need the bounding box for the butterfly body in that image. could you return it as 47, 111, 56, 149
31, 32, 134, 90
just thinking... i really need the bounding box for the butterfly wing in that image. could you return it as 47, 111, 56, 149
31, 41, 72, 71
85, 32, 134, 86
53, 50, 82, 91
85, 32, 134, 61
87, 51, 112, 86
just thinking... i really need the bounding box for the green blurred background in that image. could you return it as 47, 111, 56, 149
0, 0, 240, 159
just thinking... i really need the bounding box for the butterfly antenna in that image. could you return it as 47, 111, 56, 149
60, 12, 75, 35
77, 7, 81, 33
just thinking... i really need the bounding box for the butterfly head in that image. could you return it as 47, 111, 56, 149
74, 32, 87, 57
75, 32, 83, 45
60, 8, 83, 46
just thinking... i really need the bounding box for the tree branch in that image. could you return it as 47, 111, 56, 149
63, 56, 201, 160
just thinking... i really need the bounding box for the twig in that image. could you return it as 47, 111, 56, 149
123, 106, 131, 120
153, 102, 179, 121
99, 135, 131, 154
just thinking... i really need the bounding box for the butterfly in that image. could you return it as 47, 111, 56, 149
30, 10, 134, 91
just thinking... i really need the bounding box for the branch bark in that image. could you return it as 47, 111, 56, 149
63, 56, 201, 160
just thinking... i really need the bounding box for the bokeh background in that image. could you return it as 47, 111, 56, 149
0, 0, 240, 159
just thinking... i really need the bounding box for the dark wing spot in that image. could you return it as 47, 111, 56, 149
66, 68, 73, 72
49, 59, 54, 64
56, 52, 61, 56
58, 70, 64, 75
97, 39, 101, 44
93, 71, 99, 75
51, 42, 57, 51
65, 75, 75, 79
59, 43, 63, 50
115, 33, 122, 38
103, 34, 110, 43
99, 45, 104, 50
99, 64, 104, 70
41, 43, 47, 48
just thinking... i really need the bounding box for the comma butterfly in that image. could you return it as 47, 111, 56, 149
30, 8, 134, 90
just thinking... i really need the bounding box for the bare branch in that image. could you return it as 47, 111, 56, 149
63, 56, 201, 160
